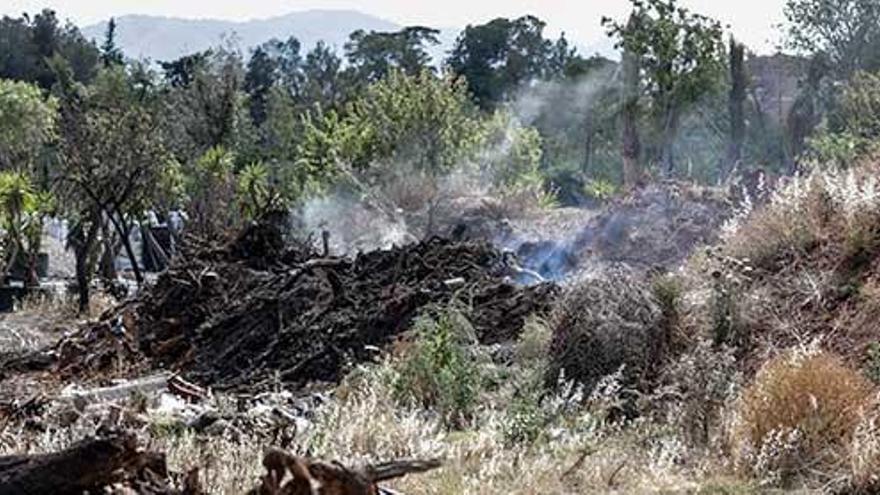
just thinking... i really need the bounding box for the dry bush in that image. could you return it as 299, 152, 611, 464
732, 350, 875, 487
545, 267, 665, 399
850, 404, 880, 493
655, 339, 741, 448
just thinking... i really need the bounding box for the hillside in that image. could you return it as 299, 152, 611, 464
80, 10, 457, 62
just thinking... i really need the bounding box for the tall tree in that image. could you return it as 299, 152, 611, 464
620, 14, 642, 189
244, 46, 279, 127
345, 26, 439, 82
605, 0, 724, 176
725, 38, 747, 179
244, 36, 304, 127
100, 17, 124, 67
447, 16, 554, 109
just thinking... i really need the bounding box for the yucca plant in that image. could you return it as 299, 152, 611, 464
0, 171, 51, 285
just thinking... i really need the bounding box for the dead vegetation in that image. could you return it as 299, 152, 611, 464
544, 266, 666, 400
34, 222, 556, 391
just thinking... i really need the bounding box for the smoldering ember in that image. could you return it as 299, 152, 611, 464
4, 1, 880, 493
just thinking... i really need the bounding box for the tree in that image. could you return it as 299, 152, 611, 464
300, 41, 348, 110
604, 0, 724, 175
620, 14, 642, 189
725, 38, 747, 179
0, 10, 99, 89
245, 36, 305, 127
245, 46, 279, 126
345, 27, 439, 82
784, 0, 880, 76
56, 65, 168, 287
0, 80, 57, 171
447, 16, 555, 109
301, 70, 485, 176
160, 50, 212, 88
100, 17, 124, 67
161, 48, 249, 161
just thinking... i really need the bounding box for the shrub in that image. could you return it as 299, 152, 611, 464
656, 340, 740, 446
545, 267, 664, 401
732, 350, 875, 486
514, 315, 554, 365
393, 304, 481, 427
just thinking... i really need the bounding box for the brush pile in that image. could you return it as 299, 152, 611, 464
52, 223, 557, 391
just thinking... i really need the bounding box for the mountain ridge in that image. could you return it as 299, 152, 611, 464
81, 9, 416, 62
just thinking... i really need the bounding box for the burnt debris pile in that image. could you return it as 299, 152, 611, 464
55, 223, 557, 391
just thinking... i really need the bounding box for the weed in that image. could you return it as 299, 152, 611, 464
392, 304, 481, 428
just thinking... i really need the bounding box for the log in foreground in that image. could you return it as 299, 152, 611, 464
251, 447, 442, 495
0, 430, 202, 495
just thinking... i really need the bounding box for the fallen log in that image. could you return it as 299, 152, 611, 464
251, 447, 442, 495
0, 430, 201, 495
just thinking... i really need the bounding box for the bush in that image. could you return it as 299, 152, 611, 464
393, 304, 482, 427
733, 350, 875, 486
545, 267, 665, 401
656, 340, 740, 446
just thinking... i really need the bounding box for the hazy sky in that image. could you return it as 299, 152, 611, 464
4, 0, 789, 54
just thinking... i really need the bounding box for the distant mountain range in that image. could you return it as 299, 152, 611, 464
80, 10, 460, 63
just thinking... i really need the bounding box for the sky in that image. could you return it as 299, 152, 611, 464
3, 0, 789, 54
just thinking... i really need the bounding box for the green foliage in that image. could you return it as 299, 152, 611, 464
583, 178, 618, 202
447, 15, 571, 109
502, 374, 548, 445
604, 0, 725, 173
481, 112, 544, 188
393, 304, 481, 427
185, 146, 238, 237
840, 70, 880, 140
298, 70, 485, 178
345, 27, 440, 82
0, 79, 57, 170
0, 171, 51, 279
784, 0, 880, 76
805, 130, 867, 167
804, 70, 880, 166
236, 161, 285, 220
0, 9, 100, 89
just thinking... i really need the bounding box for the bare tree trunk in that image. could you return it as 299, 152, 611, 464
70, 211, 101, 314
725, 38, 747, 181
621, 23, 642, 190
660, 107, 680, 177
106, 211, 143, 286
98, 217, 118, 282
583, 109, 595, 175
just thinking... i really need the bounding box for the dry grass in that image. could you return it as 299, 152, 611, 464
300, 361, 734, 495
732, 350, 875, 488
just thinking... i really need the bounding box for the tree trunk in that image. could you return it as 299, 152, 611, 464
106, 211, 143, 286
621, 29, 642, 190
659, 101, 680, 177
98, 218, 118, 282
583, 108, 595, 175
71, 212, 101, 314
725, 38, 747, 181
